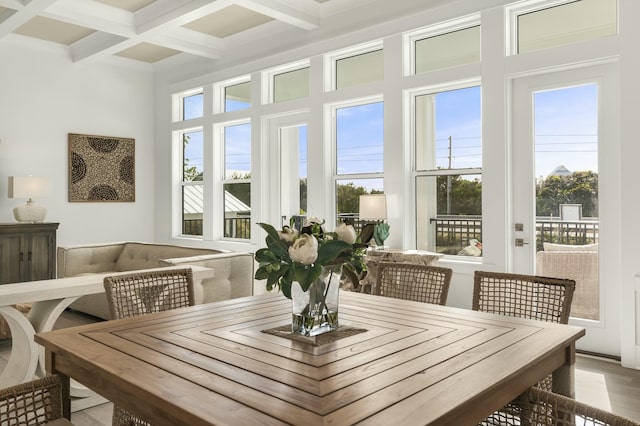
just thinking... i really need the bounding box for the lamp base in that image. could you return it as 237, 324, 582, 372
13, 200, 46, 223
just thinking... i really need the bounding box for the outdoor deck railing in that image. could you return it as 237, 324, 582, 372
182, 215, 599, 252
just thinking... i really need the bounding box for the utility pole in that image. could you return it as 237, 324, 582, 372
447, 136, 452, 215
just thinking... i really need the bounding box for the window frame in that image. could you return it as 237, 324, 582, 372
408, 79, 483, 258
262, 59, 310, 104
505, 0, 618, 56
403, 14, 480, 77
324, 40, 384, 92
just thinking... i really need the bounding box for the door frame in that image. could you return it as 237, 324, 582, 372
509, 60, 621, 356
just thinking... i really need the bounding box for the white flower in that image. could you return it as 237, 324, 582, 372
335, 222, 357, 244
305, 217, 325, 226
288, 234, 318, 265
278, 226, 299, 242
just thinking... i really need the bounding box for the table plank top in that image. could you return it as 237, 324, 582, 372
35, 291, 584, 426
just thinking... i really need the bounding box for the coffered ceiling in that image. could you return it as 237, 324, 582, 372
0, 0, 455, 70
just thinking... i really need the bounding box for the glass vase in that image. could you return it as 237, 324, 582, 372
291, 264, 341, 336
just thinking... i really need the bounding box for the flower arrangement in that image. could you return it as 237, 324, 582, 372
254, 218, 368, 299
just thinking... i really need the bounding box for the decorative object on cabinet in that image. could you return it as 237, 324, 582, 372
0, 223, 58, 285
359, 194, 389, 247
68, 133, 135, 202
7, 176, 51, 223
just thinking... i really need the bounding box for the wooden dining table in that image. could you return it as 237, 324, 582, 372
35, 291, 585, 425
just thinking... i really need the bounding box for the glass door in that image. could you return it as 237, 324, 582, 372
512, 63, 620, 356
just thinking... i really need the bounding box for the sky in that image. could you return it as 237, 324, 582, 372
181, 83, 598, 183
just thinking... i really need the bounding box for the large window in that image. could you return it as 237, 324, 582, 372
223, 122, 251, 239
414, 85, 482, 256
334, 100, 384, 228
181, 129, 203, 236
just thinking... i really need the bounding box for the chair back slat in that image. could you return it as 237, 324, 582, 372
376, 262, 452, 305
0, 374, 70, 426
103, 268, 195, 320
473, 271, 575, 324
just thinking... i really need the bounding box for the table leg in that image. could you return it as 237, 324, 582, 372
552, 343, 576, 398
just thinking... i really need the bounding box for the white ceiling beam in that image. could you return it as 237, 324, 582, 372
69, 31, 130, 62
238, 0, 320, 30
0, 0, 55, 38
42, 0, 136, 37
135, 0, 236, 33
0, 0, 23, 9
149, 26, 224, 59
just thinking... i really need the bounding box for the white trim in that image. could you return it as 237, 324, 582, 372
404, 13, 481, 77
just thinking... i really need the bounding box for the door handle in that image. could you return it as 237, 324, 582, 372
515, 238, 529, 247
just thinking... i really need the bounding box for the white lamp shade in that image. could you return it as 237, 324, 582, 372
359, 194, 388, 220
8, 176, 51, 223
8, 176, 51, 199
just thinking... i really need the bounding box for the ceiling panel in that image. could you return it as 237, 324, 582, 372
14, 16, 94, 45
115, 42, 181, 63
0, 0, 452, 69
183, 5, 274, 38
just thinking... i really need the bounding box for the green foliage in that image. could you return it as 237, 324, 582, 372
437, 175, 482, 215
336, 182, 382, 214
254, 221, 368, 299
536, 171, 598, 217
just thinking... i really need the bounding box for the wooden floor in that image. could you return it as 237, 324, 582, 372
1, 311, 640, 425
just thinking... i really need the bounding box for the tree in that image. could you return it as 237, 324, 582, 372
183, 134, 203, 182
536, 171, 598, 217
436, 175, 482, 215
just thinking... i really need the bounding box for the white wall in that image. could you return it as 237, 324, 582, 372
0, 37, 156, 246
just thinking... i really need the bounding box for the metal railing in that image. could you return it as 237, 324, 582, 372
429, 216, 599, 254
182, 216, 599, 250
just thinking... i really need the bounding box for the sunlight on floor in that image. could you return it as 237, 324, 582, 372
575, 365, 612, 411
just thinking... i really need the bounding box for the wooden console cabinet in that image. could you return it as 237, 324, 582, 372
0, 223, 58, 284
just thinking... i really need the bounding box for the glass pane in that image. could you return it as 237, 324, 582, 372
518, 0, 616, 54
415, 26, 480, 74
415, 86, 481, 171
224, 123, 251, 180
280, 124, 307, 224
416, 174, 482, 255
336, 49, 383, 89
225, 81, 251, 112
183, 130, 203, 181
336, 178, 384, 233
182, 185, 203, 236
274, 67, 309, 102
534, 83, 599, 320
224, 182, 251, 239
183, 93, 203, 120
336, 102, 383, 174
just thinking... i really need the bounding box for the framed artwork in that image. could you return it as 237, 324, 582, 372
68, 133, 135, 202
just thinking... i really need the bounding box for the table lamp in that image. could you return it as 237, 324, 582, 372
359, 194, 389, 248
8, 176, 51, 223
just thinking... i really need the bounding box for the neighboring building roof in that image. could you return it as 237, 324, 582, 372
549, 165, 572, 177
183, 185, 250, 214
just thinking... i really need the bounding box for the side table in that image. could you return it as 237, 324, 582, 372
358, 249, 444, 294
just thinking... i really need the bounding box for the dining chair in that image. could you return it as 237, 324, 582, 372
473, 270, 576, 425
376, 262, 452, 305
514, 386, 640, 426
0, 374, 73, 426
103, 268, 195, 426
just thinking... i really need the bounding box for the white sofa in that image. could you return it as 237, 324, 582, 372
57, 242, 254, 319
536, 243, 599, 320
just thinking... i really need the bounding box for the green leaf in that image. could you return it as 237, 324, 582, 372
316, 240, 351, 265
254, 265, 272, 280
255, 248, 277, 263
292, 262, 321, 291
